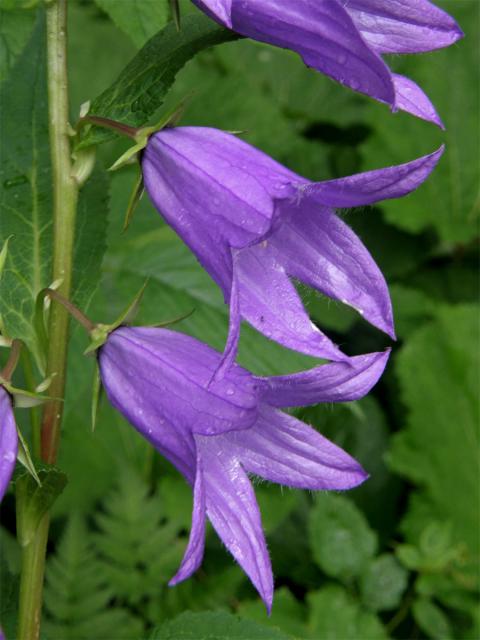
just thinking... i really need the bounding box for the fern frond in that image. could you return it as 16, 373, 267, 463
93, 469, 185, 609
43, 512, 143, 640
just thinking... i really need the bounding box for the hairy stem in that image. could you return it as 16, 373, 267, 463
41, 0, 78, 464
17, 1, 78, 638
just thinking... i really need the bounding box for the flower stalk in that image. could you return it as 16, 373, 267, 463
17, 1, 78, 638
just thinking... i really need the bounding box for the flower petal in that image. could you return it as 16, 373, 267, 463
193, 0, 232, 27
392, 74, 444, 128
300, 146, 444, 207
226, 405, 367, 490
237, 243, 347, 361
101, 328, 259, 437
169, 454, 206, 585
196, 435, 273, 611
269, 203, 394, 337
210, 259, 241, 382
143, 128, 297, 253
343, 0, 464, 54
99, 341, 196, 481
0, 387, 17, 503
258, 350, 390, 407
231, 0, 395, 105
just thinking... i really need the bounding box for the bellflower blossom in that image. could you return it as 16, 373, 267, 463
143, 126, 443, 370
0, 387, 17, 503
99, 325, 390, 609
193, 0, 463, 126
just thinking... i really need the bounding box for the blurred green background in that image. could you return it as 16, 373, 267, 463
0, 1, 478, 638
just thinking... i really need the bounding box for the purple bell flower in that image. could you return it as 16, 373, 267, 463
0, 387, 18, 503
143, 126, 443, 371
99, 325, 390, 609
193, 0, 463, 126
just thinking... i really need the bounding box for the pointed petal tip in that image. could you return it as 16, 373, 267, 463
340, 464, 370, 490
264, 595, 273, 616
167, 574, 183, 588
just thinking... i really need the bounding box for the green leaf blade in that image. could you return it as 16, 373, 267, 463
93, 0, 168, 48
308, 493, 378, 580
150, 611, 291, 640
78, 14, 240, 150
389, 304, 480, 577
0, 10, 51, 352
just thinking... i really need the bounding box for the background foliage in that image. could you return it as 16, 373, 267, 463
0, 1, 478, 638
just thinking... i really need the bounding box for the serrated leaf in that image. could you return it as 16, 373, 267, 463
307, 585, 388, 640
360, 1, 479, 245
150, 611, 291, 640
77, 14, 239, 149
308, 493, 378, 579
0, 11, 51, 355
359, 554, 408, 612
0, 16, 109, 359
93, 0, 168, 48
388, 305, 480, 575
15, 465, 67, 546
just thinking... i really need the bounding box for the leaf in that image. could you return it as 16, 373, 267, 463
0, 4, 35, 84
43, 513, 143, 640
93, 468, 185, 607
389, 284, 437, 339
0, 11, 51, 353
72, 167, 110, 311
388, 305, 480, 574
93, 0, 168, 48
77, 14, 239, 149
307, 585, 388, 640
360, 1, 479, 244
15, 465, 67, 546
308, 493, 378, 580
238, 588, 307, 639
0, 13, 108, 360
412, 598, 453, 640
359, 554, 408, 612
150, 611, 291, 640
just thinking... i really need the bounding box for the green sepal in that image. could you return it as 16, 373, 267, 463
108, 96, 191, 172
0, 236, 13, 348
84, 281, 148, 355
91, 362, 102, 432
0, 333, 12, 348
169, 0, 181, 31
83, 324, 110, 356
149, 308, 195, 328
16, 428, 41, 487
71, 146, 96, 187
123, 171, 144, 232
15, 464, 67, 547
0, 235, 12, 280
1, 380, 56, 408
33, 288, 50, 375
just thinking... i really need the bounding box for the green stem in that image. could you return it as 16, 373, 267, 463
16, 516, 50, 640
17, 1, 78, 638
41, 0, 78, 465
